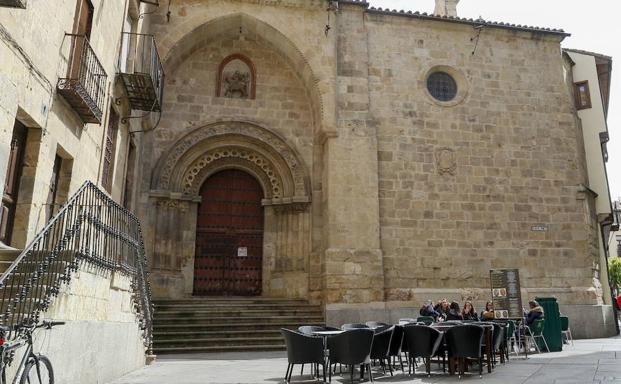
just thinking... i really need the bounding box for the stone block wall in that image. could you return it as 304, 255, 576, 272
4, 266, 146, 384
365, 15, 601, 306
0, 0, 139, 248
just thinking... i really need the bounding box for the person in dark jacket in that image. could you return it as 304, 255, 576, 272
462, 300, 479, 321
420, 300, 441, 320
434, 298, 450, 321
525, 300, 544, 326
446, 301, 463, 321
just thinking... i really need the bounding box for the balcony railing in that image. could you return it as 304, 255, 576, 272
118, 33, 164, 112
57, 34, 107, 124
0, 0, 26, 8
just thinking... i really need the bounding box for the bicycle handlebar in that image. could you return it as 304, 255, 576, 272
38, 321, 65, 329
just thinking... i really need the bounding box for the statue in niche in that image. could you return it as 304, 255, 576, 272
223, 70, 250, 99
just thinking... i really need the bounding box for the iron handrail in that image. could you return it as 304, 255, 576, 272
0, 181, 153, 354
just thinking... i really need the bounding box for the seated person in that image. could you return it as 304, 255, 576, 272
461, 300, 479, 321
419, 300, 441, 319
481, 301, 495, 320
434, 298, 450, 321
445, 301, 463, 321
525, 300, 544, 327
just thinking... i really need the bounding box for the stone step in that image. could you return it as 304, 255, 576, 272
155, 308, 323, 317
154, 303, 321, 311
152, 344, 286, 354
153, 321, 324, 333
154, 315, 324, 325
154, 329, 283, 339
0, 261, 14, 274
153, 297, 308, 305
152, 297, 324, 353
154, 336, 284, 347
0, 248, 21, 262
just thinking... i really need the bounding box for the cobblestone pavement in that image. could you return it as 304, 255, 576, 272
108, 336, 621, 384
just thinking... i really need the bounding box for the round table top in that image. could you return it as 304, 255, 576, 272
312, 330, 344, 336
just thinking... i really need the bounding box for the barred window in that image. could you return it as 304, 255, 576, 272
427, 72, 458, 102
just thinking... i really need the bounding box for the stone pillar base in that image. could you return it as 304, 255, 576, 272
558, 304, 618, 339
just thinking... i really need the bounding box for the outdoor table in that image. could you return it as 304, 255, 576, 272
311, 330, 344, 381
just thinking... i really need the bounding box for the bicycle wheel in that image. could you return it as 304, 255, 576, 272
20, 355, 53, 384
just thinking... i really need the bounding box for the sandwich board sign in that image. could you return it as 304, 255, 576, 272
489, 269, 523, 319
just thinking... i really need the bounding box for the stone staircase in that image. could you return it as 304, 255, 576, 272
152, 297, 325, 354
0, 247, 21, 274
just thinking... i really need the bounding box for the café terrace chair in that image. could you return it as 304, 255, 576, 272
280, 328, 326, 383
327, 328, 375, 383
387, 325, 406, 373
526, 319, 549, 353
445, 324, 485, 378
369, 326, 394, 375
560, 316, 574, 345
403, 324, 443, 377
416, 316, 435, 325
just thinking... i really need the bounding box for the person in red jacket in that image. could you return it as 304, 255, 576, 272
616, 295, 621, 311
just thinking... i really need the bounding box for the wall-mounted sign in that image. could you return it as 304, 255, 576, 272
237, 247, 248, 257
490, 269, 523, 319
530, 225, 548, 232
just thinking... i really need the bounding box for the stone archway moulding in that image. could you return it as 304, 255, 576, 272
151, 121, 311, 206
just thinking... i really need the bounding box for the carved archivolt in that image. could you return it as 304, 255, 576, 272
152, 121, 310, 205
183, 148, 282, 197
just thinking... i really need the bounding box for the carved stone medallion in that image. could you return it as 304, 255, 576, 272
435, 147, 456, 175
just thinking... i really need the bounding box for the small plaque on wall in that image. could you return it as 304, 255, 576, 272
531, 225, 548, 232
237, 247, 248, 257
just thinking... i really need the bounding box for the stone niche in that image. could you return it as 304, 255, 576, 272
216, 54, 256, 99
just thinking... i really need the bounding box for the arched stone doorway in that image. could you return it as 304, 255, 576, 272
194, 169, 264, 296
147, 121, 314, 299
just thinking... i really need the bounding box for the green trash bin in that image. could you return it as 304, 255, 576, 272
535, 297, 562, 352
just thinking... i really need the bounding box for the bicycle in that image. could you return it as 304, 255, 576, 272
0, 321, 65, 384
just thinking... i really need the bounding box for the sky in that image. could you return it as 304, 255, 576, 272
371, 0, 621, 200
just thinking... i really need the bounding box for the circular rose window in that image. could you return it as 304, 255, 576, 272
426, 71, 458, 102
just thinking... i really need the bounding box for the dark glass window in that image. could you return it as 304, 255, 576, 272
427, 72, 457, 102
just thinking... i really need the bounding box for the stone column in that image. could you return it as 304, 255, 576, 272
322, 3, 385, 325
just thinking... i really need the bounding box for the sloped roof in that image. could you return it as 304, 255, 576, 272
338, 0, 569, 37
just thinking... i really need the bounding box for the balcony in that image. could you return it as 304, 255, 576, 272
0, 0, 26, 8
57, 34, 107, 124
118, 33, 164, 112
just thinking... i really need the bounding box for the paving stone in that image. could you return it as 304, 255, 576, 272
107, 336, 621, 384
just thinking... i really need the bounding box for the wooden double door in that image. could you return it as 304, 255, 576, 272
193, 170, 264, 296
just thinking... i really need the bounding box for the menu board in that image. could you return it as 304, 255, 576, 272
489, 269, 523, 319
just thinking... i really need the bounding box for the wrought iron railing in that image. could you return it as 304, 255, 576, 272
119, 32, 164, 112
57, 34, 107, 123
0, 181, 153, 353
0, 0, 27, 8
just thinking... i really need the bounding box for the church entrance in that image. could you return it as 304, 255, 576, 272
193, 169, 264, 296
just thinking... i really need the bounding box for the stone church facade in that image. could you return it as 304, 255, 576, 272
139, 0, 617, 337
